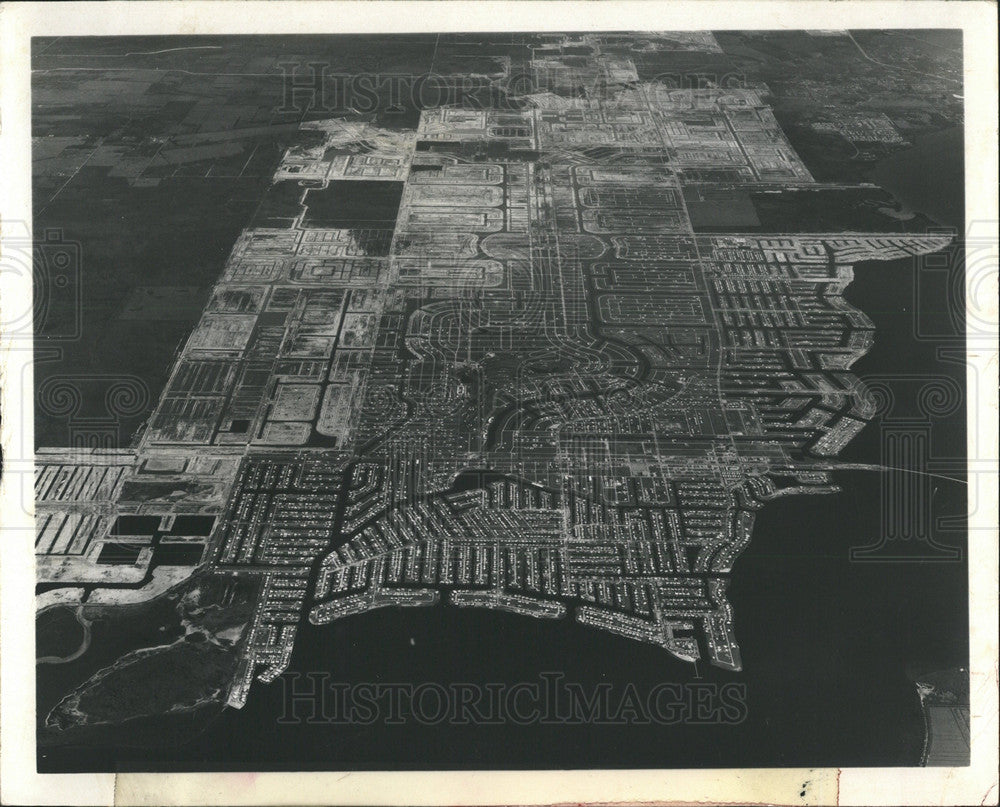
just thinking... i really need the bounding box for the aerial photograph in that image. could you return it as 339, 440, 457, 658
31, 30, 969, 771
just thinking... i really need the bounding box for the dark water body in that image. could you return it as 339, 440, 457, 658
867, 127, 964, 229
40, 240, 969, 772
730, 245, 970, 763
36, 607, 86, 660
201, 470, 964, 770
41, 467, 966, 771
36, 598, 187, 734
38, 124, 968, 771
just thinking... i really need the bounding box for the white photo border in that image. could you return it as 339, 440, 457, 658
2, 2, 996, 805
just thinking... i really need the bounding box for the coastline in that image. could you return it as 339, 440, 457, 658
866, 126, 964, 229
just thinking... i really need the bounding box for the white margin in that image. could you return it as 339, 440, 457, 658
1, 3, 996, 806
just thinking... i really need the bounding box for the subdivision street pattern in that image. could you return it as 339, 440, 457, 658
35, 33, 952, 709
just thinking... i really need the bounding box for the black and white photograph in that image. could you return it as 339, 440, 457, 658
1, 2, 997, 806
